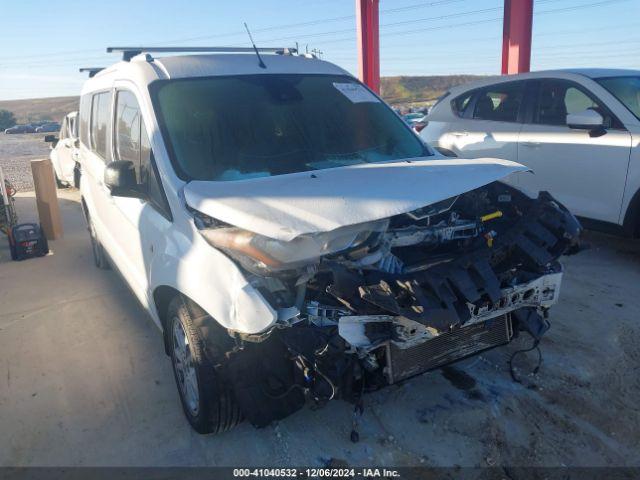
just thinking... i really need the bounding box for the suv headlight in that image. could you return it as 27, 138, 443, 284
198, 219, 388, 275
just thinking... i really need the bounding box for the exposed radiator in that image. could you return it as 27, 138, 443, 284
384, 314, 513, 384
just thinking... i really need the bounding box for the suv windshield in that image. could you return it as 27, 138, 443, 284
596, 76, 640, 120
151, 74, 431, 181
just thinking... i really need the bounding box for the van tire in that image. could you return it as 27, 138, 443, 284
88, 218, 110, 269
167, 296, 243, 434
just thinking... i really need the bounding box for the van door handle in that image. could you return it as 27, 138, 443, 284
521, 141, 541, 148
451, 131, 469, 137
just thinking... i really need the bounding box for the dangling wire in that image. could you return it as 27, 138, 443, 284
509, 334, 542, 384
350, 371, 367, 443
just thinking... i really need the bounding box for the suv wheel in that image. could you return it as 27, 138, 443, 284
168, 296, 243, 434
88, 218, 110, 269
73, 163, 81, 189
54, 172, 65, 189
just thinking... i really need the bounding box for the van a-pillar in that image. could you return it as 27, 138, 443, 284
356, 0, 380, 93
501, 0, 533, 74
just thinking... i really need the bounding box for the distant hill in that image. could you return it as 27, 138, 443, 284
381, 75, 489, 105
0, 96, 79, 124
0, 75, 489, 123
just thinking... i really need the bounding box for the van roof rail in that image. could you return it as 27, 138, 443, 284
106, 46, 297, 62
79, 67, 105, 78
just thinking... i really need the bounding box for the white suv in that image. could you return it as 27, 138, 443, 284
420, 69, 640, 236
78, 48, 581, 434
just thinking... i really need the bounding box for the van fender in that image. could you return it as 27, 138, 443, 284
149, 230, 277, 336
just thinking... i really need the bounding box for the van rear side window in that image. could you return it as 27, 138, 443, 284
90, 91, 111, 160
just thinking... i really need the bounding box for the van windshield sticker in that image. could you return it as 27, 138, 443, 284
333, 83, 379, 103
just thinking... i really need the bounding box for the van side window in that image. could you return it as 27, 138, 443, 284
114, 90, 142, 178
534, 79, 613, 127
90, 92, 111, 159
451, 92, 473, 117
473, 82, 524, 122
79, 94, 91, 147
114, 90, 171, 218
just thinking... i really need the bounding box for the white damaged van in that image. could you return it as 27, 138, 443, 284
78, 47, 581, 434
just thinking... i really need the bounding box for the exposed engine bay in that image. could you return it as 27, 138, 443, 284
193, 181, 582, 427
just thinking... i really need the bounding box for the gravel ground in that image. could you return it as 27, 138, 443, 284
0, 132, 50, 191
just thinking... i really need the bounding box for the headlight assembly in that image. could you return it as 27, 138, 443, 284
198, 218, 388, 275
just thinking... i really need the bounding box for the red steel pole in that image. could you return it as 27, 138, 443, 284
356, 0, 380, 93
501, 0, 533, 75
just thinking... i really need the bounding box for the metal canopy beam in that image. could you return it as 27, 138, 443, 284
501, 0, 533, 74
356, 0, 380, 93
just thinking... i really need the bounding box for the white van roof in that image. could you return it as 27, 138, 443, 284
81, 53, 352, 95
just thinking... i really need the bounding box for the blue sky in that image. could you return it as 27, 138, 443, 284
1, 0, 638, 100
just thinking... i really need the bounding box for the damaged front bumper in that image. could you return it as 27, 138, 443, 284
215, 186, 582, 428
338, 267, 561, 383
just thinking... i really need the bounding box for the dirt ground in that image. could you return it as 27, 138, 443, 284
0, 132, 51, 191
0, 191, 639, 469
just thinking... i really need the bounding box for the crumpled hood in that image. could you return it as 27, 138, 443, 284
184, 158, 528, 241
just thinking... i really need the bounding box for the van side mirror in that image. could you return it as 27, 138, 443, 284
566, 109, 604, 130
104, 161, 145, 199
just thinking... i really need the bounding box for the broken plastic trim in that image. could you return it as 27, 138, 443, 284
336, 268, 562, 355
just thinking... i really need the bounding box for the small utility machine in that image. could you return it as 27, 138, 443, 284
1, 167, 49, 261
8, 223, 49, 261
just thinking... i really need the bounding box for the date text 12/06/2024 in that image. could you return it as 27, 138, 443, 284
232, 468, 401, 478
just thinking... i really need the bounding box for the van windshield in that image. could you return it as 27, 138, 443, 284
151, 74, 431, 181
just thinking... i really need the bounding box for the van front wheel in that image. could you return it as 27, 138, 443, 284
167, 296, 242, 434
